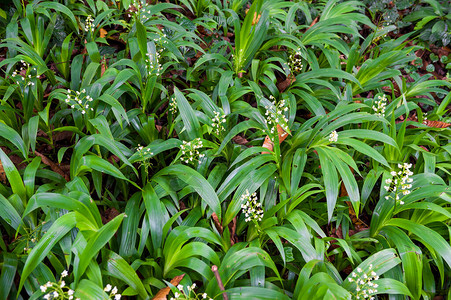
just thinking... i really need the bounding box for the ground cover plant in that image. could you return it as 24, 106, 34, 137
0, 0, 450, 299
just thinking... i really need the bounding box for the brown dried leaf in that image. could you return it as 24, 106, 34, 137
153, 274, 185, 300
277, 73, 296, 93
308, 16, 319, 30
229, 216, 237, 245
252, 12, 261, 25
35, 151, 70, 181
212, 212, 223, 235
232, 135, 249, 145
423, 120, 451, 128
0, 160, 6, 183
100, 28, 108, 38
244, 9, 261, 25
262, 125, 289, 154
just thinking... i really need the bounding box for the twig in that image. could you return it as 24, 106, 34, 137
212, 265, 228, 300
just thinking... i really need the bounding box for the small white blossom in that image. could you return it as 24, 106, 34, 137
329, 130, 338, 143
240, 190, 263, 223
372, 94, 387, 117
180, 138, 204, 165
211, 111, 226, 134
265, 96, 289, 135
384, 163, 414, 205
288, 48, 303, 73
104, 284, 112, 292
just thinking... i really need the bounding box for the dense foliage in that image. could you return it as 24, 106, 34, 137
0, 0, 450, 299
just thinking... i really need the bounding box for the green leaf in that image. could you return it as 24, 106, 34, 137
75, 279, 109, 300
0, 253, 17, 300
316, 147, 339, 222
104, 250, 148, 298
174, 87, 201, 140
226, 287, 290, 300
385, 218, 451, 268
0, 148, 26, 201
143, 183, 165, 250
154, 165, 221, 219
136, 19, 147, 59
0, 122, 27, 158
18, 212, 77, 294
74, 213, 124, 284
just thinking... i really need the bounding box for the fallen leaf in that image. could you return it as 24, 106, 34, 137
423, 120, 451, 128
252, 12, 261, 25
100, 28, 108, 38
35, 151, 70, 181
212, 212, 223, 235
277, 73, 296, 93
262, 125, 289, 154
0, 160, 6, 183
153, 274, 185, 300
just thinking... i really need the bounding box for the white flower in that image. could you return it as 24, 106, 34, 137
40, 285, 47, 292
44, 294, 50, 300
61, 281, 65, 287
115, 295, 121, 300
68, 289, 74, 295
202, 293, 208, 298
53, 291, 59, 297
390, 171, 397, 176
328, 130, 338, 143
112, 286, 118, 295
104, 284, 112, 292
61, 270, 68, 278
177, 284, 183, 290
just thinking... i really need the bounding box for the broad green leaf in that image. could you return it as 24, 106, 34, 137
154, 165, 221, 219
74, 214, 124, 284
18, 212, 77, 294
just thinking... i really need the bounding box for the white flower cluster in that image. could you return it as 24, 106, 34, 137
84, 15, 95, 33
384, 163, 414, 204
348, 265, 379, 300
169, 96, 177, 114
136, 144, 154, 176
104, 284, 122, 300
64, 89, 94, 115
372, 94, 387, 117
211, 111, 226, 135
288, 48, 303, 73
143, 35, 168, 77
329, 130, 338, 143
265, 95, 289, 134
145, 50, 163, 76
240, 190, 263, 222
180, 138, 204, 164
171, 283, 213, 300
137, 144, 153, 156
422, 112, 428, 124
11, 60, 41, 86
128, 0, 153, 21
40, 270, 79, 300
